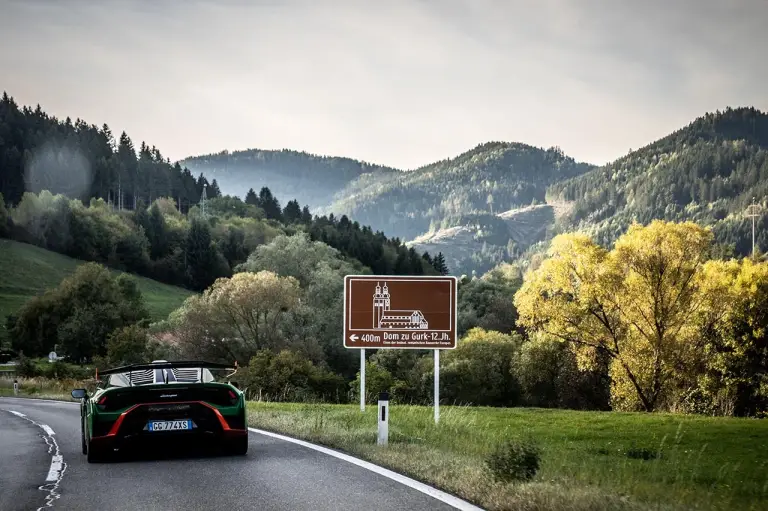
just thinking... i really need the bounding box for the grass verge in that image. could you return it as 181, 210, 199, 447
0, 239, 193, 331
4, 379, 766, 510
245, 402, 768, 511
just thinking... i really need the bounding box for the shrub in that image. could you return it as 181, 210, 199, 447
485, 440, 541, 483
16, 352, 38, 377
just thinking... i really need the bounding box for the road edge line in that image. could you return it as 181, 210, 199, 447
0, 397, 78, 406
1, 409, 67, 509
248, 427, 484, 511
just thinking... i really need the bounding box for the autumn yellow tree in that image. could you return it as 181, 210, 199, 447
515, 220, 718, 411
696, 258, 768, 415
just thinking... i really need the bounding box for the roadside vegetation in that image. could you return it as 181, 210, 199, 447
252, 402, 767, 511
2, 94, 767, 510
0, 239, 192, 343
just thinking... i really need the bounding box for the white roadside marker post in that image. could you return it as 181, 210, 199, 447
13, 379, 19, 395
378, 391, 389, 446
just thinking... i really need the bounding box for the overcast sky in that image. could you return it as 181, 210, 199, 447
1, 0, 766, 169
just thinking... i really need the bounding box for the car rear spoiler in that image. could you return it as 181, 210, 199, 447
99, 360, 236, 376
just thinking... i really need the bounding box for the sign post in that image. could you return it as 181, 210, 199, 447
434, 349, 440, 424
343, 275, 458, 424
360, 349, 365, 412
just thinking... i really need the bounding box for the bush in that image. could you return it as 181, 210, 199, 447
39, 360, 92, 380
16, 352, 38, 377
485, 440, 541, 483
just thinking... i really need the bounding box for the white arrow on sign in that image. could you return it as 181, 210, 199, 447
349, 334, 359, 342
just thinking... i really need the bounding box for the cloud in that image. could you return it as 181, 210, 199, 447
1, 0, 766, 169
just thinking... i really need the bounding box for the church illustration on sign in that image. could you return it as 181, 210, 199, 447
372, 282, 429, 329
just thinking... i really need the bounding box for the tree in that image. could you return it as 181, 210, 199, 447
9, 263, 149, 360
245, 188, 258, 206
146, 203, 169, 259
208, 179, 222, 198
170, 271, 301, 363
258, 187, 282, 221
696, 258, 768, 415
283, 199, 302, 223
514, 221, 717, 412
185, 217, 224, 291
235, 232, 364, 377
300, 205, 313, 224
440, 327, 523, 406
432, 252, 449, 275
0, 192, 9, 237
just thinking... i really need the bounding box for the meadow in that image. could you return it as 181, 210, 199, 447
246, 402, 768, 511
0, 239, 193, 343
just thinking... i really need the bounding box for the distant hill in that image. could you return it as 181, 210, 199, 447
320, 142, 594, 242
178, 106, 768, 276
547, 106, 768, 254
180, 149, 400, 210
0, 239, 193, 344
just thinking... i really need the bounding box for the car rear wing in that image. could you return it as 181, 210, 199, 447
99, 360, 236, 376
98, 360, 239, 386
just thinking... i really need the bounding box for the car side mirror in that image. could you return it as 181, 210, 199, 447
71, 388, 87, 400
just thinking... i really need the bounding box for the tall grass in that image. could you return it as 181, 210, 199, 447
4, 378, 765, 510
246, 402, 768, 511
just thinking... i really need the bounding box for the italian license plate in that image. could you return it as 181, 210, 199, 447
148, 419, 192, 432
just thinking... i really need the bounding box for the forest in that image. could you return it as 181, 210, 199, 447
322, 142, 593, 242
0, 92, 448, 293
547, 107, 768, 254
2, 93, 767, 418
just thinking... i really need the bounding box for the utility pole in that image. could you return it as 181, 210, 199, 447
200, 184, 208, 218
746, 197, 762, 259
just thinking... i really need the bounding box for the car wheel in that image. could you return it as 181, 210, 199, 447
86, 432, 105, 463
81, 417, 87, 455
227, 435, 248, 456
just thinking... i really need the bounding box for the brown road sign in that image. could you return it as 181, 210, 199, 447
343, 275, 458, 350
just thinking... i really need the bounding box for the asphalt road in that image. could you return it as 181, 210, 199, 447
0, 398, 468, 511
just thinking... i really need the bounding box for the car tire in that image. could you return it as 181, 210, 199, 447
81, 417, 87, 455
227, 435, 248, 456
86, 433, 106, 463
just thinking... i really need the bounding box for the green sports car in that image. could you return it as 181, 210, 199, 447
71, 360, 248, 463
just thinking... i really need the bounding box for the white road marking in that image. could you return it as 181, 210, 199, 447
1, 409, 67, 510
248, 427, 484, 511
46, 455, 64, 482
3, 398, 481, 509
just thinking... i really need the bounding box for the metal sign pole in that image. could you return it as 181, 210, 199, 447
434, 349, 440, 424
360, 348, 366, 412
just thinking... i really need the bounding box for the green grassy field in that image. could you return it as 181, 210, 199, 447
0, 239, 194, 332
246, 402, 768, 511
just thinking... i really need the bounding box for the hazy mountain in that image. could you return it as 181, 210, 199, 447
180, 149, 399, 211
182, 107, 768, 276
320, 142, 594, 241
